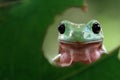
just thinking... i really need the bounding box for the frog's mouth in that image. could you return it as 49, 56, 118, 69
58, 40, 104, 65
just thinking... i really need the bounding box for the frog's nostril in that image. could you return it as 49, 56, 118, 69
69, 30, 74, 37
82, 32, 85, 35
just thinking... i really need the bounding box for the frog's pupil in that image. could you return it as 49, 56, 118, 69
58, 24, 65, 34
92, 23, 101, 34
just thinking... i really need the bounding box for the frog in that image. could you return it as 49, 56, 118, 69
52, 20, 107, 67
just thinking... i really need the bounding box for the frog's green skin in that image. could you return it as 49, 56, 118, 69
58, 20, 104, 43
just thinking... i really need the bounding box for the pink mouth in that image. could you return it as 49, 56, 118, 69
56, 41, 103, 67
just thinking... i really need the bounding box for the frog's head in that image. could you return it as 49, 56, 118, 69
58, 20, 104, 43
53, 20, 107, 66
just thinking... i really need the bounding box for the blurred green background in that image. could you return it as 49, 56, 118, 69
0, 0, 120, 80
43, 0, 120, 65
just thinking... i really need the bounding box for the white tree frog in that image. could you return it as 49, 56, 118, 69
52, 20, 107, 67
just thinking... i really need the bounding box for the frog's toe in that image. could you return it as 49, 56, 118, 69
55, 53, 73, 67
52, 54, 61, 62
101, 45, 107, 54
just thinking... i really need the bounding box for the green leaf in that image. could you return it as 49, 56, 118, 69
0, 0, 84, 80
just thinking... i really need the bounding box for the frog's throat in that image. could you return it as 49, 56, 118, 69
55, 41, 103, 66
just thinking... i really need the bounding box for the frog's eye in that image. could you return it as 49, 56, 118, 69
92, 22, 101, 34
58, 24, 65, 34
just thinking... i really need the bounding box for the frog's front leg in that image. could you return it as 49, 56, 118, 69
52, 54, 61, 62
52, 52, 73, 67
101, 45, 107, 54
